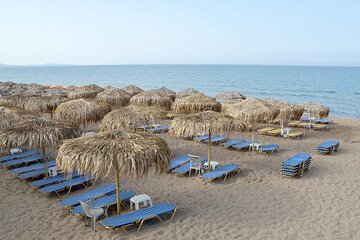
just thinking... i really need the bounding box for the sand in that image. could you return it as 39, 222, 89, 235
1, 117, 360, 240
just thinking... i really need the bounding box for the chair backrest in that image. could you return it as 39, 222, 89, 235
79, 201, 93, 218
48, 166, 57, 177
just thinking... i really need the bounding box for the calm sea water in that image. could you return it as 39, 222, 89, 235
0, 65, 359, 119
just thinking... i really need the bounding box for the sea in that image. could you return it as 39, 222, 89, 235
0, 64, 359, 119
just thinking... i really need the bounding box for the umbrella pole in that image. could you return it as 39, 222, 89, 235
207, 129, 212, 172
83, 120, 86, 134
50, 111, 53, 119
115, 167, 121, 215
252, 124, 255, 154
42, 145, 48, 178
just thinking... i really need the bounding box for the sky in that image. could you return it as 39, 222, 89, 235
0, 0, 360, 66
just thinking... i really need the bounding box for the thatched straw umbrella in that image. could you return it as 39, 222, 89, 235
176, 88, 202, 99
173, 93, 222, 114
300, 102, 330, 118
96, 88, 131, 107
68, 85, 104, 99
121, 85, 144, 97
55, 99, 111, 132
57, 130, 171, 214
156, 87, 176, 101
0, 117, 81, 177
170, 111, 247, 170
130, 90, 173, 110
224, 98, 279, 152
24, 95, 68, 119
0, 94, 37, 109
268, 100, 304, 132
0, 107, 38, 129
215, 91, 246, 102
100, 105, 166, 132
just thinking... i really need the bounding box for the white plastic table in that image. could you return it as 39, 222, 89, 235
130, 194, 152, 210
203, 161, 220, 171
10, 148, 22, 155
249, 143, 262, 151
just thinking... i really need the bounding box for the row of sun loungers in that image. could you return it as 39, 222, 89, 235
317, 140, 340, 154
257, 127, 306, 139
1, 149, 177, 233
194, 134, 279, 154
281, 153, 312, 177
137, 124, 169, 133
288, 121, 329, 130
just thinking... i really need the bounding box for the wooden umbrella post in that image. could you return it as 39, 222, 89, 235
115, 166, 121, 215
207, 128, 212, 172
42, 145, 48, 177
251, 123, 255, 154
83, 120, 86, 134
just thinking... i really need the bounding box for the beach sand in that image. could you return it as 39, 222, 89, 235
1, 117, 359, 240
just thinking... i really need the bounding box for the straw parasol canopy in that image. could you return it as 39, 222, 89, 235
173, 93, 222, 114
55, 99, 111, 132
215, 91, 246, 102
176, 88, 202, 99
130, 90, 173, 110
224, 98, 279, 124
0, 107, 38, 129
170, 111, 247, 170
99, 106, 166, 132
57, 130, 171, 214
156, 87, 176, 101
24, 95, 68, 118
300, 102, 330, 118
121, 85, 144, 97
96, 88, 131, 107
268, 100, 304, 122
0, 117, 81, 177
0, 94, 37, 109
68, 85, 104, 99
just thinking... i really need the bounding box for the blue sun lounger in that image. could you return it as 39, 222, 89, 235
29, 172, 79, 188
202, 135, 229, 144
11, 160, 56, 174
1, 154, 47, 168
100, 203, 177, 232
71, 190, 135, 215
232, 141, 258, 150
201, 163, 240, 182
221, 138, 246, 148
59, 183, 117, 209
281, 153, 312, 177
168, 155, 191, 171
317, 140, 339, 154
17, 166, 59, 180
314, 118, 332, 124
38, 175, 94, 196
0, 150, 39, 162
172, 157, 207, 175
259, 144, 279, 154
194, 134, 219, 142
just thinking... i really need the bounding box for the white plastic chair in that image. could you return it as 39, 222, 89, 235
48, 166, 57, 177
79, 201, 105, 232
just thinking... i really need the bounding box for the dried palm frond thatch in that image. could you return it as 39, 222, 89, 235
99, 105, 166, 132
57, 130, 171, 214
224, 98, 279, 124
215, 91, 246, 102
267, 100, 304, 122
300, 102, 330, 118
130, 90, 173, 110
0, 117, 81, 177
173, 93, 222, 114
96, 88, 131, 106
0, 94, 37, 109
121, 85, 144, 97
55, 99, 111, 131
176, 88, 202, 99
170, 110, 246, 138
156, 87, 176, 101
67, 85, 104, 99
24, 95, 68, 118
0, 107, 38, 129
